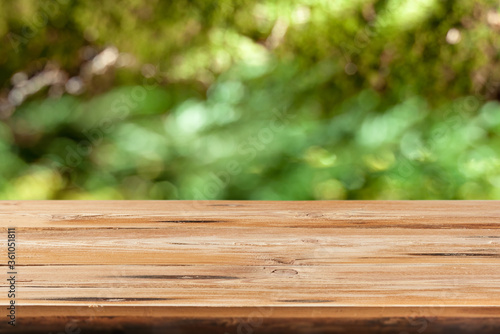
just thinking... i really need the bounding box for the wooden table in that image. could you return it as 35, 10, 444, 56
1, 201, 500, 333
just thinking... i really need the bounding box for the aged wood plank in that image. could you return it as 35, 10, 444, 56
1, 200, 500, 333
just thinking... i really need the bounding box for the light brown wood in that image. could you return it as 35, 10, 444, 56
1, 201, 500, 333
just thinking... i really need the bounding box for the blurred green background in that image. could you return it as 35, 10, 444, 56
1, 0, 500, 200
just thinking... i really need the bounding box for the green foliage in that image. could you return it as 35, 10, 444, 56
0, 0, 500, 199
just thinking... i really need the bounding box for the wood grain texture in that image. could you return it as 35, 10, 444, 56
1, 200, 500, 333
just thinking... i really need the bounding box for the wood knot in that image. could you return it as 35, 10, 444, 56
272, 258, 295, 265
301, 238, 319, 244
271, 269, 298, 277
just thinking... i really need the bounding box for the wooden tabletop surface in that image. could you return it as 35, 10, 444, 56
1, 201, 500, 333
